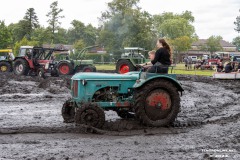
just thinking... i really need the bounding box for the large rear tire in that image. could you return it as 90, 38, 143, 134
0, 61, 11, 72
116, 59, 135, 74
75, 103, 105, 128
57, 62, 73, 75
133, 79, 180, 127
13, 59, 29, 75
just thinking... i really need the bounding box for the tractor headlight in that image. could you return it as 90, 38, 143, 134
45, 63, 50, 69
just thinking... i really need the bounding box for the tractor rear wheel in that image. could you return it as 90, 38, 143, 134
133, 79, 180, 127
116, 59, 135, 74
62, 101, 75, 123
75, 103, 105, 128
13, 59, 29, 75
0, 61, 11, 72
82, 66, 96, 72
57, 62, 73, 75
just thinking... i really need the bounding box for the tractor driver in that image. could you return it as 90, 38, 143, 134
143, 39, 171, 74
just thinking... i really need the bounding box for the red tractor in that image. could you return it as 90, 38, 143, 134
13, 46, 59, 78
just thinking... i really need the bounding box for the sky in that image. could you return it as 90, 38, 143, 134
0, 0, 240, 42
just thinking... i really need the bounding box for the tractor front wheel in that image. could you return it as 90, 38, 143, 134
62, 101, 75, 123
82, 66, 96, 72
0, 61, 11, 72
116, 59, 135, 74
75, 103, 105, 128
13, 59, 29, 75
134, 79, 180, 127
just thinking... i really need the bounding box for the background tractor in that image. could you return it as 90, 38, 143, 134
55, 45, 97, 75
0, 49, 15, 72
116, 47, 148, 74
62, 70, 183, 128
13, 46, 59, 78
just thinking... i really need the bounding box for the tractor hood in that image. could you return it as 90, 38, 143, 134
71, 72, 140, 80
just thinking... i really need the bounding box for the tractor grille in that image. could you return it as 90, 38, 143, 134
72, 80, 78, 97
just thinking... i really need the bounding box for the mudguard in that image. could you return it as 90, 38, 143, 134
133, 73, 184, 92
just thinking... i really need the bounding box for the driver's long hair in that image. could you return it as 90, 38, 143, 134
158, 39, 172, 56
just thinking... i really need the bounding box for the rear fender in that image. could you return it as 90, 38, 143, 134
133, 75, 184, 92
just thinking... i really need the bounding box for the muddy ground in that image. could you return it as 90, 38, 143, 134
0, 73, 239, 160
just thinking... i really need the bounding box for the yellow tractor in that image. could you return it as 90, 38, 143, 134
0, 49, 15, 72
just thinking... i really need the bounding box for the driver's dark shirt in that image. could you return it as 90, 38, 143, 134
151, 47, 171, 65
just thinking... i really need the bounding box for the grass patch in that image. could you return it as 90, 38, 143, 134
95, 63, 215, 76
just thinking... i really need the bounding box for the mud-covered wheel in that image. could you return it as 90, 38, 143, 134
0, 61, 11, 72
82, 66, 96, 72
75, 103, 105, 128
57, 62, 73, 75
62, 101, 75, 123
13, 58, 29, 75
51, 68, 59, 77
116, 109, 135, 119
116, 59, 135, 74
37, 68, 46, 79
134, 79, 180, 127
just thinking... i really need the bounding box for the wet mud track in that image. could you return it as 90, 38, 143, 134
0, 73, 239, 159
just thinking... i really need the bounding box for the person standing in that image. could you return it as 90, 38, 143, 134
148, 39, 171, 73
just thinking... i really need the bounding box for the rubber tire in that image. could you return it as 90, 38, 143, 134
133, 79, 180, 127
0, 61, 11, 72
13, 58, 29, 75
75, 103, 105, 128
116, 59, 136, 74
37, 68, 46, 79
51, 69, 59, 77
62, 101, 75, 123
82, 66, 96, 72
57, 62, 73, 75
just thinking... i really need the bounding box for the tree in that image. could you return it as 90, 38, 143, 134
31, 26, 52, 45
13, 37, 39, 56
67, 20, 98, 45
234, 9, 240, 33
205, 35, 223, 55
232, 36, 240, 51
0, 21, 12, 48
99, 0, 154, 54
46, 1, 64, 43
23, 8, 39, 39
153, 11, 195, 38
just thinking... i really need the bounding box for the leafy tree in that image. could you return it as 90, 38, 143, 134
234, 9, 240, 33
13, 37, 39, 56
67, 20, 97, 45
99, 0, 154, 54
232, 36, 240, 51
0, 21, 12, 48
8, 20, 30, 44
204, 35, 223, 55
46, 1, 64, 43
23, 8, 39, 39
31, 26, 52, 45
153, 11, 195, 38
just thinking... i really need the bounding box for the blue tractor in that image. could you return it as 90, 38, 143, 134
62, 71, 184, 128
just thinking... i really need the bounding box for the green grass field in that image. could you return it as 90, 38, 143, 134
95, 63, 215, 76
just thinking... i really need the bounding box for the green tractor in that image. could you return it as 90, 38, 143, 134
62, 70, 183, 128
116, 47, 148, 74
0, 49, 15, 72
56, 45, 97, 75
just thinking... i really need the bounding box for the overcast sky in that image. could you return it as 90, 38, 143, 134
0, 0, 239, 42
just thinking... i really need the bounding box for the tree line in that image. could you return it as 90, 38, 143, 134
0, 0, 239, 57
